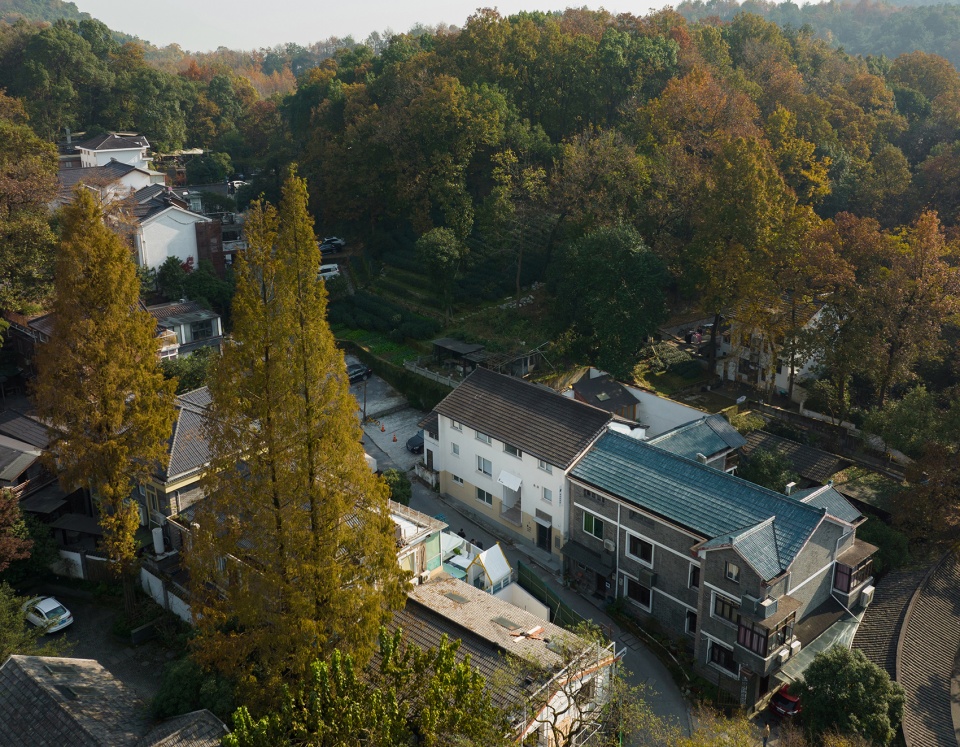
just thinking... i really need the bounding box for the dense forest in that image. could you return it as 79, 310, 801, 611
1, 6, 959, 453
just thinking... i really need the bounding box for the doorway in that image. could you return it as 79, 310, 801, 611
536, 522, 551, 552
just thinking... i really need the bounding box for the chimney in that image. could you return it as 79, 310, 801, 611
696, 453, 708, 464
66, 127, 72, 144
785, 481, 797, 495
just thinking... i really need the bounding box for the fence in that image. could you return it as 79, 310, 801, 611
140, 566, 193, 624
49, 549, 112, 581
517, 560, 589, 631
402, 359, 462, 389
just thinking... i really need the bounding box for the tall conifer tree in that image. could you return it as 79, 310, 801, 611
188, 168, 405, 713
33, 189, 177, 612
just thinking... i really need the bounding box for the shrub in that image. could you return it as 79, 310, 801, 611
152, 657, 235, 722
383, 469, 412, 505
855, 518, 910, 574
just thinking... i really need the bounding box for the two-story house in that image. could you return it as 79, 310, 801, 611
567, 429, 876, 710
147, 300, 223, 359
425, 368, 612, 560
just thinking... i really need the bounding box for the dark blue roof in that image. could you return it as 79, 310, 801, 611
792, 486, 862, 524
647, 414, 746, 460
571, 431, 827, 580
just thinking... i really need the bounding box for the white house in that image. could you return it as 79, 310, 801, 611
55, 161, 165, 208
146, 300, 223, 359
131, 185, 212, 271
423, 368, 612, 559
75, 132, 152, 169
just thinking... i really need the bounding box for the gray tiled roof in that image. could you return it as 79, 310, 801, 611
0, 656, 149, 746
647, 414, 746, 460
897, 553, 960, 747
164, 388, 212, 482
571, 373, 637, 413
137, 710, 228, 747
791, 485, 862, 524
75, 133, 150, 151
433, 368, 612, 468
700, 518, 782, 580
0, 410, 50, 448
852, 568, 926, 678
571, 432, 828, 580
58, 161, 139, 193
742, 430, 850, 485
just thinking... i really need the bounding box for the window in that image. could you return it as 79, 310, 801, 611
737, 620, 768, 657
477, 456, 492, 477
190, 319, 213, 340
583, 512, 604, 539
452, 475, 464, 485
146, 485, 161, 515
627, 534, 653, 565
450, 419, 462, 431
504, 443, 522, 458
542, 487, 553, 504
686, 610, 698, 635
713, 594, 740, 626
476, 487, 493, 505
537, 459, 552, 474
709, 642, 737, 674
451, 443, 460, 456
689, 565, 700, 589
583, 488, 605, 506
833, 560, 873, 593
626, 578, 651, 610
725, 562, 741, 583
475, 431, 491, 444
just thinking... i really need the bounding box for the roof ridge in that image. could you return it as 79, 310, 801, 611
647, 416, 707, 442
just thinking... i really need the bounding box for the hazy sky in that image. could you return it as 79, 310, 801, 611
76, 1, 665, 52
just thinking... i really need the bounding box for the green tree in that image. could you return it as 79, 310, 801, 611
224, 628, 511, 747
159, 346, 215, 394
415, 227, 468, 323
155, 255, 188, 301
33, 189, 178, 615
737, 448, 798, 493
862, 386, 960, 459
796, 646, 905, 746
0, 91, 58, 321
382, 469, 411, 506
0, 513, 59, 584
0, 582, 71, 661
186, 152, 233, 184
0, 489, 32, 573
551, 225, 668, 378
187, 170, 405, 714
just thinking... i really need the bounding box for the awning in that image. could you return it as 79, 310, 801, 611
561, 540, 614, 575
50, 513, 103, 536
19, 487, 67, 515
497, 470, 522, 492
534, 515, 552, 528
777, 606, 864, 683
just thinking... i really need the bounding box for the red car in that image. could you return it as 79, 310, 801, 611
770, 684, 802, 717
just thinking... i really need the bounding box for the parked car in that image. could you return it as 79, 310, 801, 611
347, 363, 372, 383
318, 241, 339, 255
769, 684, 801, 718
406, 430, 425, 454
318, 263, 340, 281
323, 236, 346, 248
22, 596, 74, 633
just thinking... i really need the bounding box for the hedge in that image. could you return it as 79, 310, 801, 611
339, 339, 453, 411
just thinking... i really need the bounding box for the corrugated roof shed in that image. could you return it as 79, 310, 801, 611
571, 432, 831, 580
433, 368, 611, 469
742, 430, 850, 485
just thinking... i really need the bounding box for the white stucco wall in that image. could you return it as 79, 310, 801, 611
81, 147, 149, 169
435, 414, 569, 548
622, 386, 704, 437
137, 209, 207, 270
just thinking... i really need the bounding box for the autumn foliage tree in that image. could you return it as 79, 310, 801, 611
33, 189, 177, 613
187, 169, 406, 714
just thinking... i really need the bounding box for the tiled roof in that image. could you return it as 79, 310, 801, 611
418, 411, 439, 433
0, 436, 40, 484
648, 414, 746, 460
76, 133, 150, 151
852, 568, 926, 678
137, 710, 227, 747
742, 431, 850, 485
131, 185, 205, 224
147, 301, 219, 327
433, 368, 612, 468
791, 485, 862, 524
571, 373, 638, 413
164, 388, 212, 482
0, 410, 50, 448
4, 309, 56, 338
0, 655, 149, 746
897, 552, 960, 747
700, 518, 782, 580
571, 432, 828, 580
58, 161, 139, 193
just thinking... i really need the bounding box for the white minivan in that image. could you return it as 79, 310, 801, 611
318, 263, 340, 281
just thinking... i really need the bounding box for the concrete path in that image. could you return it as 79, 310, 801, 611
407, 480, 693, 737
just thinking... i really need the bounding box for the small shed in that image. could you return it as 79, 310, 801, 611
466, 544, 513, 594
431, 338, 486, 376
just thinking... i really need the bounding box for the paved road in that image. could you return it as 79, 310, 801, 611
406, 479, 693, 737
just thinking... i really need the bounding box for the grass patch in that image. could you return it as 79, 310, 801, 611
332, 327, 423, 365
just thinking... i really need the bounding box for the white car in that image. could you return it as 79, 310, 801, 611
318, 263, 341, 281
22, 596, 74, 633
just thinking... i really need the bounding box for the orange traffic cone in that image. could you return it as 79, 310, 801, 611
392, 433, 397, 442
380, 424, 385, 432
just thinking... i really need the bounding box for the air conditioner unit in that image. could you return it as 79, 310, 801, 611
418, 571, 431, 584
790, 640, 802, 655
859, 585, 875, 607
603, 539, 615, 553
778, 648, 790, 663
